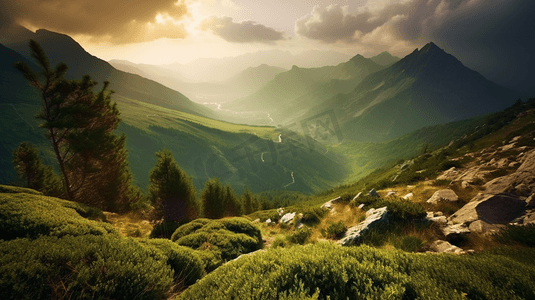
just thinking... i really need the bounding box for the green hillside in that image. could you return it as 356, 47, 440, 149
225, 54, 384, 123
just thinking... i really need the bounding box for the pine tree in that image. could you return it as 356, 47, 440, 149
222, 184, 242, 216
12, 142, 63, 197
201, 178, 225, 219
241, 187, 255, 215
149, 149, 198, 222
14, 40, 139, 212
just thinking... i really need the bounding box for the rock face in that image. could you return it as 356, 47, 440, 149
339, 207, 388, 246
426, 189, 459, 204
429, 240, 466, 254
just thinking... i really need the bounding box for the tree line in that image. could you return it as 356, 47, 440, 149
11, 40, 267, 223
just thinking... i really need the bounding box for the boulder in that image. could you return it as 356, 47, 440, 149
461, 181, 470, 189
484, 149, 535, 195
468, 220, 503, 234
450, 193, 526, 225
339, 207, 388, 246
426, 189, 459, 204
442, 223, 470, 240
266, 219, 272, 224
429, 240, 466, 254
426, 212, 447, 225
368, 188, 380, 198
280, 212, 296, 223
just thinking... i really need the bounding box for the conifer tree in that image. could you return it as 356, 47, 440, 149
149, 149, 198, 222
12, 142, 63, 197
14, 40, 139, 212
222, 184, 242, 216
201, 178, 224, 219
241, 187, 255, 215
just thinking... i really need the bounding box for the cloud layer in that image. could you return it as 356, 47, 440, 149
200, 16, 286, 43
1, 0, 191, 43
295, 0, 535, 91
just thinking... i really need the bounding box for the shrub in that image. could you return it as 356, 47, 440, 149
393, 235, 424, 252
151, 220, 181, 239
496, 224, 535, 247
325, 221, 346, 239
171, 218, 211, 242
0, 192, 116, 240
0, 184, 42, 195
179, 243, 535, 300
140, 239, 205, 287
299, 207, 327, 225
0, 235, 173, 300
288, 226, 312, 245
272, 235, 288, 248
172, 218, 263, 270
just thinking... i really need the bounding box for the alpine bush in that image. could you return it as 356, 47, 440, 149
0, 192, 115, 240
179, 243, 535, 300
0, 235, 174, 300
140, 239, 205, 286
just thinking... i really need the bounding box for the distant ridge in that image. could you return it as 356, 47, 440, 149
303, 42, 518, 142
4, 28, 218, 119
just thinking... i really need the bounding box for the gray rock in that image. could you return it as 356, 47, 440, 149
450, 193, 526, 225
403, 193, 414, 200
339, 207, 388, 246
280, 212, 296, 223
427, 189, 459, 204
429, 240, 466, 254
266, 219, 272, 224
442, 223, 470, 240
368, 188, 380, 198
484, 149, 535, 195
357, 203, 365, 210
468, 220, 502, 234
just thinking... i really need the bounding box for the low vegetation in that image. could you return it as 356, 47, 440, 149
179, 243, 535, 300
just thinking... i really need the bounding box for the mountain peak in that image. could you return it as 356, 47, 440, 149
420, 42, 441, 54
349, 54, 366, 62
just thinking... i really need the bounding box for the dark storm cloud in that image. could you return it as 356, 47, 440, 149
200, 16, 286, 43
296, 0, 535, 92
0, 0, 191, 43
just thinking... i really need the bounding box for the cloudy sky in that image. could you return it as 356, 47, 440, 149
1, 0, 533, 91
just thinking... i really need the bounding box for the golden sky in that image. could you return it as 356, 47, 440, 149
1, 0, 533, 91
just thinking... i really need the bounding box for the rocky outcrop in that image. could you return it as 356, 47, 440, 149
339, 207, 388, 246
447, 148, 535, 233
426, 189, 459, 204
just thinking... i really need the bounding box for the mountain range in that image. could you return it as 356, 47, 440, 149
305, 42, 517, 141
2, 27, 218, 120
110, 60, 287, 103
0, 27, 348, 193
